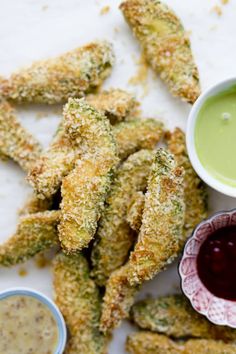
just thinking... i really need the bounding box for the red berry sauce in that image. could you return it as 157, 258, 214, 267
197, 225, 236, 301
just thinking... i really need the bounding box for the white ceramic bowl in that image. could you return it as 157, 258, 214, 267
186, 77, 236, 197
0, 287, 67, 354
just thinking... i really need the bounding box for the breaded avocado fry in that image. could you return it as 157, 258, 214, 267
0, 211, 60, 267
166, 128, 208, 244
100, 264, 139, 333
19, 194, 53, 216
91, 149, 154, 286
131, 294, 236, 341
120, 0, 200, 103
127, 148, 185, 286
113, 118, 164, 160
126, 332, 236, 354
86, 88, 139, 123
59, 99, 118, 253
126, 191, 145, 232
0, 41, 114, 104
0, 100, 42, 172
53, 253, 109, 354
28, 121, 77, 199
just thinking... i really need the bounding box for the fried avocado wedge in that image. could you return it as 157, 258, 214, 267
166, 128, 208, 244
91, 149, 154, 287
53, 253, 109, 354
120, 0, 200, 103
18, 194, 53, 216
28, 117, 163, 200
126, 191, 145, 232
0, 41, 114, 104
0, 211, 60, 267
100, 264, 139, 333
131, 294, 236, 341
127, 148, 185, 286
86, 88, 139, 124
0, 100, 42, 172
28, 121, 77, 199
126, 332, 236, 354
59, 99, 119, 253
113, 118, 163, 160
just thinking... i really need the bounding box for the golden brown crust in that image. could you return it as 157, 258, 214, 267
127, 148, 185, 285
0, 100, 42, 172
53, 253, 109, 354
0, 41, 114, 104
0, 211, 60, 266
120, 0, 200, 103
165, 128, 208, 244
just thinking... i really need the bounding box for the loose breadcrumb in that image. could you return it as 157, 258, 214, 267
100, 5, 110, 15
18, 267, 28, 277
211, 5, 222, 16
129, 53, 149, 97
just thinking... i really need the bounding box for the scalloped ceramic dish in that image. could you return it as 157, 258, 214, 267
179, 209, 236, 328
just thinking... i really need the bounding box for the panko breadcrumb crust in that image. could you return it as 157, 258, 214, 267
0, 41, 114, 104
53, 253, 109, 354
126, 332, 236, 354
59, 99, 119, 253
91, 149, 155, 287
86, 88, 139, 124
166, 128, 208, 245
100, 264, 139, 333
0, 211, 60, 267
126, 191, 145, 232
131, 294, 236, 341
120, 0, 201, 103
113, 118, 164, 160
127, 148, 185, 285
0, 100, 42, 172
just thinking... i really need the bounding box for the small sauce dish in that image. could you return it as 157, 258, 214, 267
0, 287, 67, 354
179, 209, 236, 328
186, 77, 236, 197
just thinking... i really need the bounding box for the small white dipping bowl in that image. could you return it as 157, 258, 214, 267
186, 77, 236, 197
0, 287, 67, 354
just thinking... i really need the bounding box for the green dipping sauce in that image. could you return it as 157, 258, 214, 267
195, 85, 236, 187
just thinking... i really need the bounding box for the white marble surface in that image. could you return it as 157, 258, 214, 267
0, 0, 236, 352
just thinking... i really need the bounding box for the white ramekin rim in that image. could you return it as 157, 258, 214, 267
0, 287, 67, 354
186, 77, 236, 197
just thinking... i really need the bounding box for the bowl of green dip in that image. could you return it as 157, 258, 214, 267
187, 78, 236, 197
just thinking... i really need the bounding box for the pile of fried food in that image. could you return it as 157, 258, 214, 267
1, 1, 234, 353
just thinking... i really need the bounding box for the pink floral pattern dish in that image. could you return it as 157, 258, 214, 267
179, 209, 236, 328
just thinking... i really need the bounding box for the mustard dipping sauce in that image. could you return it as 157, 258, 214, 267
0, 295, 59, 354
195, 85, 236, 187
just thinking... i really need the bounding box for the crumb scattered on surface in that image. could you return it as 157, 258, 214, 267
42, 5, 48, 11
35, 253, 51, 268
114, 27, 120, 33
100, 5, 110, 15
129, 53, 149, 97
221, 0, 229, 4
36, 112, 49, 119
18, 267, 27, 277
211, 5, 222, 16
